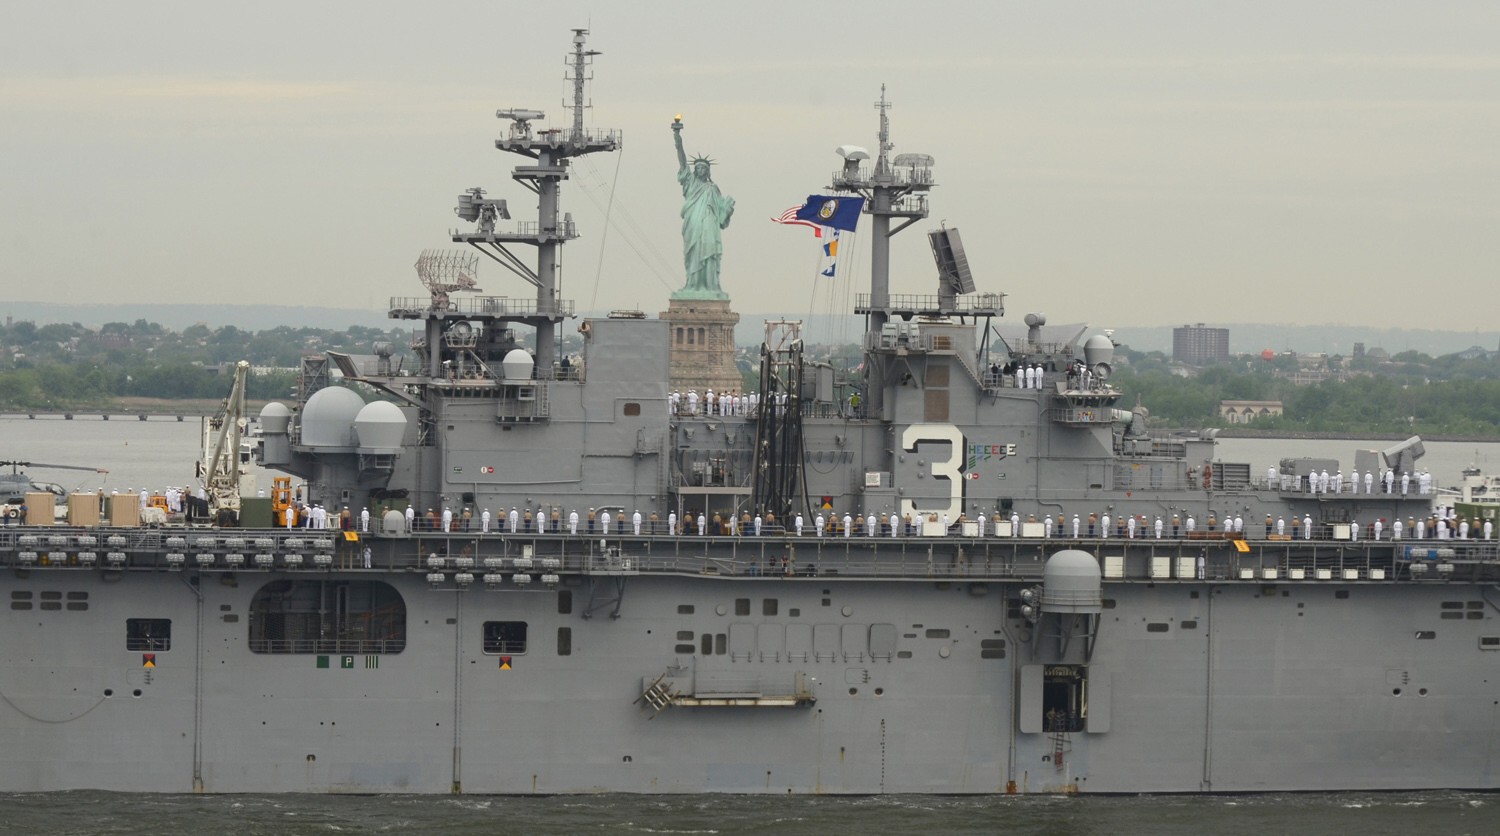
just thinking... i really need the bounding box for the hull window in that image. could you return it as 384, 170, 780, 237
1019, 664, 1109, 733
248, 580, 406, 654
482, 621, 528, 654
126, 618, 172, 651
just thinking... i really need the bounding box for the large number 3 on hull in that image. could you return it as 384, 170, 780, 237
899, 423, 966, 522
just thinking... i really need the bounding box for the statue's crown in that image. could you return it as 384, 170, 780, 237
691, 154, 715, 167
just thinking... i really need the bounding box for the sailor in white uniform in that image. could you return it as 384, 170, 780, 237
632, 510, 643, 535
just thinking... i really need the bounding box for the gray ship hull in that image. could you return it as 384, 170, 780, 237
2, 527, 1496, 794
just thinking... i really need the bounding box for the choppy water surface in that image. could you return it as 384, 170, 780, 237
0, 791, 1495, 836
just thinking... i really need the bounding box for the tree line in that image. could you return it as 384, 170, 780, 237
1113, 366, 1500, 437
0, 364, 298, 409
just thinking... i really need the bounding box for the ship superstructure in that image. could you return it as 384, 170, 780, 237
0, 31, 1497, 796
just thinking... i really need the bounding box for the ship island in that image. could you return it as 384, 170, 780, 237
1, 30, 1496, 795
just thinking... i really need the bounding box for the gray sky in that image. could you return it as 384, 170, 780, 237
3, 1, 1497, 332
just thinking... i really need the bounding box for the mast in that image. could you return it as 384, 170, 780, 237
837, 88, 1001, 419
837, 87, 933, 418
451, 28, 620, 373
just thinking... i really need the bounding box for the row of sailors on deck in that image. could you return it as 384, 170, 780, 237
383, 505, 1495, 541
284, 503, 356, 530
137, 487, 202, 513
1270, 467, 1432, 496
987, 359, 1098, 391
668, 390, 763, 417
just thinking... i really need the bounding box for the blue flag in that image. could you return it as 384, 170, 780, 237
794, 195, 865, 232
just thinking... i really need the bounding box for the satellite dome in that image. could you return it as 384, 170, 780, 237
501, 348, 535, 384
381, 509, 406, 534
300, 387, 365, 448
1040, 549, 1103, 614
354, 401, 407, 453
259, 401, 292, 434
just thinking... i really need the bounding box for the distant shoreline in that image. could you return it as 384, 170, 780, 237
0, 398, 277, 420
1204, 428, 1500, 443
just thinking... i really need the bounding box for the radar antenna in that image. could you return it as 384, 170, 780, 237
565, 27, 601, 144
414, 249, 482, 310
455, 186, 509, 235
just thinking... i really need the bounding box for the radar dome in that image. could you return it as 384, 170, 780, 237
1083, 334, 1115, 367
501, 348, 535, 384
354, 401, 407, 452
300, 387, 365, 448
259, 401, 292, 434
381, 509, 406, 535
1040, 549, 1103, 614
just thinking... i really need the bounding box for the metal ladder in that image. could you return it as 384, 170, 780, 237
636, 674, 677, 717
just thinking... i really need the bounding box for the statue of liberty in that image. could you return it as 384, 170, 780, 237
671, 117, 735, 300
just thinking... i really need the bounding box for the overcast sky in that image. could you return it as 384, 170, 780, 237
3, 1, 1497, 334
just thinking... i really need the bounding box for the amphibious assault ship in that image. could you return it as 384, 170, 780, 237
2, 31, 1497, 795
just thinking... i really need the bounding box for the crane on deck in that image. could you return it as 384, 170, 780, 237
199, 360, 250, 525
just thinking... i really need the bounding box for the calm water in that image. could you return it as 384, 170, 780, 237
3, 415, 1498, 497
0, 790, 1495, 835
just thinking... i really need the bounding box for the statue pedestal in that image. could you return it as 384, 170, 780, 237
661, 298, 741, 395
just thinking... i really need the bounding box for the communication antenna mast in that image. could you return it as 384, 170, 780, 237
414, 249, 482, 310
565, 28, 601, 144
